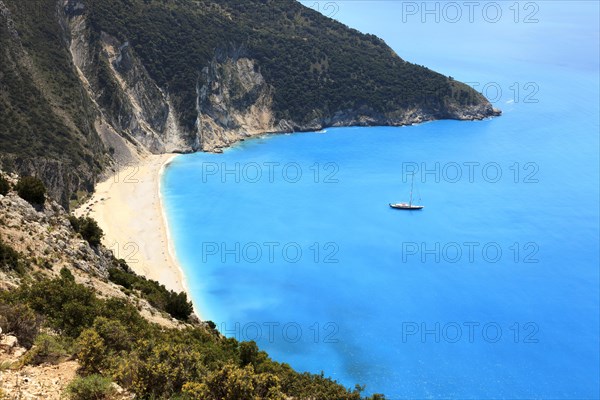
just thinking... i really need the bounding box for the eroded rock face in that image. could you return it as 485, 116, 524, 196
99, 32, 193, 154
66, 4, 194, 156
198, 56, 277, 152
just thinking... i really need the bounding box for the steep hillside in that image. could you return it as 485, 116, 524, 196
0, 0, 499, 207
0, 0, 107, 207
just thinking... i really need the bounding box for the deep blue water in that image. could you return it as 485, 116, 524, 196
163, 3, 599, 398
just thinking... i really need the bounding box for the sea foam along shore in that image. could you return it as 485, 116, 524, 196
75, 153, 199, 318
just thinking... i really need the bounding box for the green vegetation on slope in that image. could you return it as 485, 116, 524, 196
66, 374, 116, 400
0, 268, 384, 399
0, 175, 9, 196
0, 0, 105, 207
0, 235, 24, 273
108, 263, 194, 321
0, 0, 103, 168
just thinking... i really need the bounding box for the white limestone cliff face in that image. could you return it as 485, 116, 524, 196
100, 33, 193, 154
66, 2, 194, 157
197, 56, 277, 152
64, 0, 281, 159
64, 2, 278, 157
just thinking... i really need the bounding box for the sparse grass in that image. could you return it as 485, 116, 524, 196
0, 360, 13, 371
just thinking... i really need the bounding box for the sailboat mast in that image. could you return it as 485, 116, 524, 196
409, 173, 414, 206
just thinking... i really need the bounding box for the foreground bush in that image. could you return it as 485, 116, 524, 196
76, 328, 106, 375
165, 291, 194, 321
0, 303, 41, 348
18, 267, 101, 337
22, 333, 70, 365
15, 176, 46, 205
1, 273, 381, 399
66, 374, 115, 400
182, 363, 284, 400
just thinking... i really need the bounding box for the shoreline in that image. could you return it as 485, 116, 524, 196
73, 117, 502, 322
76, 153, 200, 319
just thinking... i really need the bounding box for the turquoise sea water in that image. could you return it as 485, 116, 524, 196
163, 3, 599, 398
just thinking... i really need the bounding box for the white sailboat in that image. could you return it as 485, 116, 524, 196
390, 173, 424, 210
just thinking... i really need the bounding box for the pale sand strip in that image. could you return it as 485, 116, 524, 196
76, 154, 199, 317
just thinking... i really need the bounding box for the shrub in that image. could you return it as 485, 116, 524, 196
0, 175, 9, 196
183, 363, 284, 400
115, 339, 206, 397
108, 267, 193, 320
20, 271, 99, 337
92, 317, 132, 353
165, 291, 194, 321
66, 374, 115, 400
0, 236, 24, 273
68, 216, 104, 247
67, 215, 80, 232
206, 320, 217, 330
3, 274, 369, 399
15, 176, 46, 205
22, 333, 70, 365
239, 340, 260, 367
76, 328, 107, 375
107, 266, 136, 289
0, 303, 41, 348
60, 266, 76, 282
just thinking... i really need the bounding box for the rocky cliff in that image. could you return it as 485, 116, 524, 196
0, 0, 500, 207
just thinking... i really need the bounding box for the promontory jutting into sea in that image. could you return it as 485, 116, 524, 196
0, 0, 598, 399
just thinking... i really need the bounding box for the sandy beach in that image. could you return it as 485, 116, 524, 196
76, 154, 190, 303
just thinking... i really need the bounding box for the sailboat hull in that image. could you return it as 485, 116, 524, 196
389, 203, 424, 210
